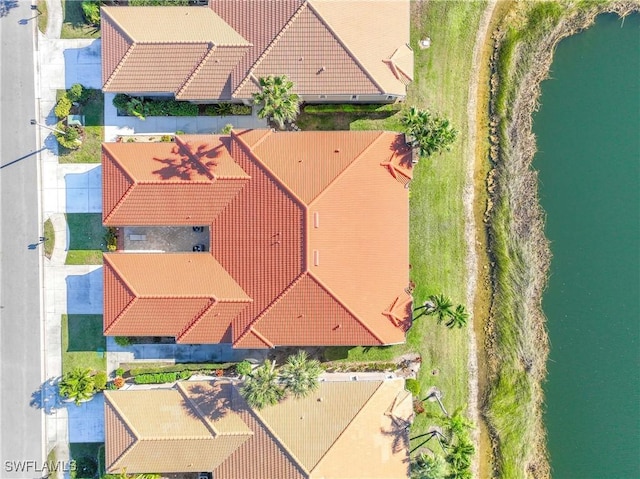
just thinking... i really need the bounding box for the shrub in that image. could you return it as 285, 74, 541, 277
167, 100, 198, 117
54, 124, 82, 150
230, 104, 252, 115
236, 360, 252, 377
106, 382, 117, 390
413, 399, 425, 414
206, 103, 233, 116
220, 123, 234, 134
115, 368, 124, 377
81, 0, 100, 26
405, 378, 421, 396
175, 130, 185, 135
104, 227, 118, 251
113, 377, 125, 389
133, 372, 178, 384
114, 336, 130, 347
67, 83, 84, 103
93, 371, 108, 391
54, 96, 72, 119
113, 94, 130, 112
129, 363, 233, 376
161, 135, 173, 142
178, 370, 192, 380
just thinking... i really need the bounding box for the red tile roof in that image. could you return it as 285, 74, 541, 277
101, 1, 411, 100
103, 131, 412, 347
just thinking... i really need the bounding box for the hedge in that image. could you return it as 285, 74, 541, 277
129, 362, 233, 376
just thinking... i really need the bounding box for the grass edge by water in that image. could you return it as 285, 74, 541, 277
483, 1, 639, 478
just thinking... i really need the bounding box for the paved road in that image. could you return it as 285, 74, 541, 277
0, 2, 44, 478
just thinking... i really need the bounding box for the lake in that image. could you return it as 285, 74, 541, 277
534, 12, 640, 479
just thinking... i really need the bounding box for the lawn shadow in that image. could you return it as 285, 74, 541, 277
67, 314, 105, 352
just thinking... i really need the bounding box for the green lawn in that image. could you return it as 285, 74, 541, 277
65, 213, 105, 265
43, 218, 55, 259
318, 0, 487, 456
58, 89, 104, 164
61, 314, 106, 374
61, 0, 100, 39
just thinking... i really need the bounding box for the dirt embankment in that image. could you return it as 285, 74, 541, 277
483, 2, 639, 478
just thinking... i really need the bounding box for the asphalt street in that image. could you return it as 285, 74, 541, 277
0, 2, 44, 477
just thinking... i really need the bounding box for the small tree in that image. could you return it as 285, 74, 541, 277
54, 96, 72, 119
279, 350, 323, 399
54, 123, 82, 150
240, 361, 283, 410
410, 453, 447, 479
81, 1, 101, 26
427, 294, 454, 325
94, 371, 108, 391
401, 107, 457, 158
59, 368, 95, 405
236, 360, 253, 378
67, 83, 84, 103
252, 75, 300, 129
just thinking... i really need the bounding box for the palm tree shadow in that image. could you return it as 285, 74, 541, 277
180, 381, 249, 423
380, 415, 412, 462
0, 0, 19, 18
151, 140, 224, 181
30, 377, 66, 415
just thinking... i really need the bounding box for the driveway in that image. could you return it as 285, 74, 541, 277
66, 394, 104, 443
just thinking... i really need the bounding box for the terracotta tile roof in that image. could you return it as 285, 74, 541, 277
230, 3, 381, 98
102, 137, 249, 226
101, 6, 250, 95
102, 1, 410, 100
310, 0, 413, 95
104, 383, 253, 474
103, 254, 251, 338
105, 380, 412, 478
103, 130, 411, 347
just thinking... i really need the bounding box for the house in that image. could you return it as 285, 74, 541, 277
102, 130, 413, 347
101, 0, 413, 103
104, 378, 412, 478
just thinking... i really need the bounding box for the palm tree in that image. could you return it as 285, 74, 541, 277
252, 75, 300, 129
445, 305, 469, 329
240, 360, 283, 410
401, 107, 457, 158
444, 408, 474, 440
410, 452, 447, 479
279, 350, 323, 399
58, 368, 95, 405
428, 294, 453, 325
445, 439, 474, 473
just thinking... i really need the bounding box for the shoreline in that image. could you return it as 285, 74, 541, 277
483, 1, 639, 477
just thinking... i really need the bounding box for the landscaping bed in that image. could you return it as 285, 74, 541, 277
57, 88, 104, 164
112, 94, 253, 119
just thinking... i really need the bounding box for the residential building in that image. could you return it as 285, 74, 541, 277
101, 0, 413, 103
102, 130, 413, 347
104, 378, 412, 478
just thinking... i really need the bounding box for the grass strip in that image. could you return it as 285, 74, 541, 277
43, 218, 55, 259
37, 0, 48, 34
60, 0, 100, 39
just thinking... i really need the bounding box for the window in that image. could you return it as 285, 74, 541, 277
320, 95, 327, 99
351, 95, 358, 100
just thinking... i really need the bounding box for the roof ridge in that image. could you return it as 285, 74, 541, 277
231, 131, 308, 209
308, 131, 385, 207
176, 44, 218, 99
308, 381, 385, 474
231, 1, 309, 97
305, 1, 384, 95
102, 258, 138, 335
102, 145, 137, 224
175, 382, 220, 437
176, 299, 217, 342
234, 273, 307, 347
104, 393, 141, 471
249, 401, 310, 475
306, 272, 384, 344
102, 7, 135, 43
